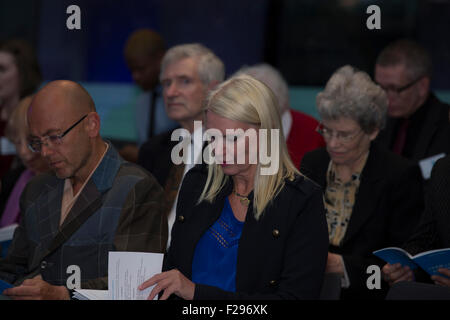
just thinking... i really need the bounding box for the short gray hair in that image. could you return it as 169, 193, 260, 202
316, 65, 387, 133
375, 39, 432, 81
234, 63, 289, 113
160, 43, 225, 85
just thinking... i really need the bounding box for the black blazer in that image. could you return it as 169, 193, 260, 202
300, 142, 425, 299
164, 164, 329, 299
376, 93, 450, 162
137, 130, 178, 187
404, 155, 450, 255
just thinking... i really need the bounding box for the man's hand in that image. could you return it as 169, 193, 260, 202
3, 278, 70, 300
382, 263, 414, 286
326, 252, 344, 274
139, 269, 195, 300
431, 268, 450, 287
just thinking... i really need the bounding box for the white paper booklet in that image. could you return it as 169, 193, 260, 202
419, 153, 446, 179
72, 289, 108, 300
109, 251, 163, 300
73, 251, 163, 300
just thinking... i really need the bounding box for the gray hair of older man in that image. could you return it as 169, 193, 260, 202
316, 65, 388, 133
234, 63, 290, 114
160, 43, 225, 85
376, 39, 432, 82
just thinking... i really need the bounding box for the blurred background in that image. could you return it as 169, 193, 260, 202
1, 0, 450, 143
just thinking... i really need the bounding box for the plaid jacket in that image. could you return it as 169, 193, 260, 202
0, 142, 167, 289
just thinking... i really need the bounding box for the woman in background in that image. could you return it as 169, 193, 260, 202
0, 96, 49, 227
0, 39, 42, 179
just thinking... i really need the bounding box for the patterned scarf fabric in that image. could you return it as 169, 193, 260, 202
324, 153, 368, 246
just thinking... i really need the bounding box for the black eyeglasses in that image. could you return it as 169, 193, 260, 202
28, 114, 88, 153
377, 76, 424, 95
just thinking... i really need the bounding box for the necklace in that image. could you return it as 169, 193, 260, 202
233, 189, 250, 206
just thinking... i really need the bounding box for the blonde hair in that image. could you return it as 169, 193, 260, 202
198, 74, 300, 219
5, 95, 33, 142
234, 63, 290, 114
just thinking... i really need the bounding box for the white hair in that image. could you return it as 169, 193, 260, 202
234, 63, 290, 113
160, 43, 225, 85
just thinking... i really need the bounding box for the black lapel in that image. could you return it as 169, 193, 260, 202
342, 145, 384, 244
377, 117, 397, 149
300, 148, 329, 189
235, 191, 256, 287
411, 95, 441, 161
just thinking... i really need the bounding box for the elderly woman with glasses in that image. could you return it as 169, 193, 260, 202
300, 65, 425, 299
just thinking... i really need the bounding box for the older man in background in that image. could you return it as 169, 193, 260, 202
138, 43, 224, 248
374, 39, 450, 179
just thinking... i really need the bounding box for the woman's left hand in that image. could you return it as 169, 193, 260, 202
431, 268, 450, 287
139, 269, 195, 300
326, 252, 344, 274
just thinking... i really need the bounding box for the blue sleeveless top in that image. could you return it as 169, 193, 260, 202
191, 197, 244, 292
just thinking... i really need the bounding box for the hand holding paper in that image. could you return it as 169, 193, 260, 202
139, 269, 195, 300
108, 251, 164, 300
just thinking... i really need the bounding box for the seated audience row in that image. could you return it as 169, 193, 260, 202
0, 35, 448, 300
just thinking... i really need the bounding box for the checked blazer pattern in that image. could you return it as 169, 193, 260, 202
0, 142, 167, 289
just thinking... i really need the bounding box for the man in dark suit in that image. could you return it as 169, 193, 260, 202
374, 39, 450, 179
119, 29, 178, 163
138, 43, 224, 247
382, 155, 450, 291
0, 81, 167, 299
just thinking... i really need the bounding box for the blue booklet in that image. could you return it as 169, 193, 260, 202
0, 279, 13, 293
373, 247, 450, 277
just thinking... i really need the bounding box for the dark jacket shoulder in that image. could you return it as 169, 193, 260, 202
138, 129, 179, 186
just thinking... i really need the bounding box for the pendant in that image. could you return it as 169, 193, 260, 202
239, 197, 250, 206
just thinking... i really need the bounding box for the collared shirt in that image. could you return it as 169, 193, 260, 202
324, 152, 369, 247
281, 110, 292, 140
60, 143, 109, 226
166, 125, 204, 248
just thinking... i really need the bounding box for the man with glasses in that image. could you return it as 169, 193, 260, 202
374, 39, 450, 179
0, 80, 167, 300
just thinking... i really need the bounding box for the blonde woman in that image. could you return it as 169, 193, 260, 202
139, 75, 329, 300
